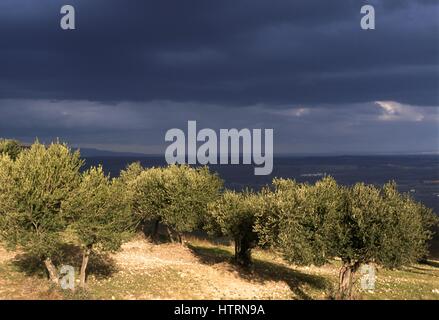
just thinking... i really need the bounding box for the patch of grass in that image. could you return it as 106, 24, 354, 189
87, 266, 206, 300
0, 261, 56, 299
360, 262, 439, 300
187, 243, 234, 265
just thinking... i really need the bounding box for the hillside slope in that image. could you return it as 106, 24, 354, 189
1, 237, 438, 300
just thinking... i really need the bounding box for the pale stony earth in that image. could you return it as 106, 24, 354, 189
107, 239, 303, 299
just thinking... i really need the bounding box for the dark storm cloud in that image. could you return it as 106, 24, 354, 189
0, 0, 438, 106
0, 0, 438, 154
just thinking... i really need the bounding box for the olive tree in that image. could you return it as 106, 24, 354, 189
206, 190, 262, 267
131, 165, 223, 243
255, 177, 437, 299
62, 166, 133, 288
129, 167, 166, 240
324, 181, 437, 299
0, 142, 82, 284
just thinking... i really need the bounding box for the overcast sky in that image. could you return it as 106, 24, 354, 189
0, 0, 438, 154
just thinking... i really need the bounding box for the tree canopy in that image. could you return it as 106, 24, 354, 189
129, 165, 223, 242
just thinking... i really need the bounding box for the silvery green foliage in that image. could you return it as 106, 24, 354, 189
324, 181, 438, 268
62, 166, 133, 252
129, 164, 223, 235
255, 176, 339, 266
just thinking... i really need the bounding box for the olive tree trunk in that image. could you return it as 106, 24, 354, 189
44, 258, 59, 285
166, 226, 175, 243
234, 236, 253, 267
165, 226, 184, 244
79, 246, 92, 288
337, 261, 361, 299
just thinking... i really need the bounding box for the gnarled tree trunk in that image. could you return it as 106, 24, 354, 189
79, 246, 92, 288
234, 236, 253, 267
44, 257, 59, 285
337, 261, 361, 299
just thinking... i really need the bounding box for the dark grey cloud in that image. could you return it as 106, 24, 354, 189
0, 0, 438, 153
0, 0, 438, 106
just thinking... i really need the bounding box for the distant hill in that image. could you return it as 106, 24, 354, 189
13, 142, 149, 157
73, 148, 149, 157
